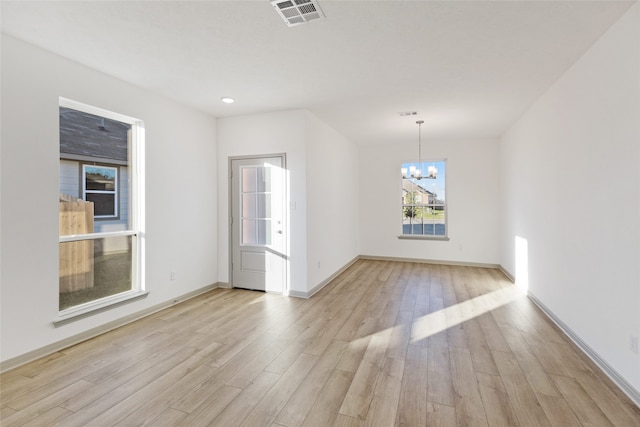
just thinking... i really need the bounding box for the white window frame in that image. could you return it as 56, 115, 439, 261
56, 97, 146, 325
82, 164, 119, 219
398, 159, 449, 241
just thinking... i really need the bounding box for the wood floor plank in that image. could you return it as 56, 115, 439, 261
492, 350, 551, 427
239, 352, 318, 427
363, 357, 404, 427
512, 349, 561, 397
477, 312, 512, 352
1, 260, 638, 427
303, 309, 353, 357
210, 371, 281, 427
19, 405, 73, 426
225, 336, 291, 388
206, 333, 279, 384
449, 346, 489, 426
335, 336, 372, 373
59, 350, 180, 412
275, 340, 348, 427
2, 352, 66, 383
446, 318, 468, 348
397, 265, 418, 313
339, 328, 394, 420
528, 342, 576, 378
513, 300, 567, 345
410, 301, 438, 348
385, 310, 413, 361
2, 346, 127, 411
469, 344, 499, 376
427, 344, 455, 406
170, 373, 225, 414
56, 347, 200, 427
177, 384, 242, 427
334, 414, 364, 427
265, 320, 324, 376
338, 360, 379, 420
550, 374, 614, 427
573, 370, 640, 426
142, 407, 188, 426
2, 380, 92, 427
396, 345, 428, 427
476, 372, 520, 426
536, 393, 582, 427
377, 292, 406, 333
112, 361, 218, 425
462, 318, 491, 350
426, 402, 457, 427
0, 405, 17, 421
301, 369, 354, 427
498, 323, 531, 353
426, 295, 449, 348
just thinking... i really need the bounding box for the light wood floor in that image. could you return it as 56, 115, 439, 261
1, 260, 639, 426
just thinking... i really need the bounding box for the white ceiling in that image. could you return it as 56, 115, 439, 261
1, 1, 634, 145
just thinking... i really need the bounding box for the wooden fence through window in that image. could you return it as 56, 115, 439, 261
59, 194, 94, 293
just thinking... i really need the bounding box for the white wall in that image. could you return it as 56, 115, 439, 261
359, 138, 501, 265
217, 110, 309, 294
500, 3, 640, 392
305, 112, 360, 289
0, 35, 218, 363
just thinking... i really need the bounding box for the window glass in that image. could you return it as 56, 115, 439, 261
85, 166, 116, 190
83, 165, 118, 218
85, 193, 116, 217
401, 160, 446, 237
241, 166, 272, 246
59, 100, 142, 313
59, 235, 133, 310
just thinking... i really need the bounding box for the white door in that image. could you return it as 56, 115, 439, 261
230, 156, 286, 292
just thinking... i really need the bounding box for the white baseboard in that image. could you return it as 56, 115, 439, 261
288, 289, 309, 298
289, 256, 360, 299
528, 292, 640, 408
498, 264, 515, 282
0, 282, 224, 373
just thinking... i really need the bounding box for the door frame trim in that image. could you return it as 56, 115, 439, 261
228, 153, 288, 293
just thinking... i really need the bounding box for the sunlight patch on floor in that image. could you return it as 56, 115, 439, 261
409, 285, 525, 344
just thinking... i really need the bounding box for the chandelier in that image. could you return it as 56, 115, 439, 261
402, 120, 437, 180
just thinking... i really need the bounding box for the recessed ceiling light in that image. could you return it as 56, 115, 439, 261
221, 97, 235, 104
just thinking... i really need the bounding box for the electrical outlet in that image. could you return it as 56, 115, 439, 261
631, 335, 639, 355
170, 271, 176, 281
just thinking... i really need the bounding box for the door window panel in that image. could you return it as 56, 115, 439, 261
241, 166, 272, 246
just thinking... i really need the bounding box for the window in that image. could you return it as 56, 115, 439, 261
83, 165, 118, 218
58, 98, 145, 319
400, 160, 447, 239
241, 165, 272, 246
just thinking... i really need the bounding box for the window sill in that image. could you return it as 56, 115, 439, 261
397, 235, 450, 241
53, 290, 149, 327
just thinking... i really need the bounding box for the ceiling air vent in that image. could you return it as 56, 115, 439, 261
271, 0, 324, 27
